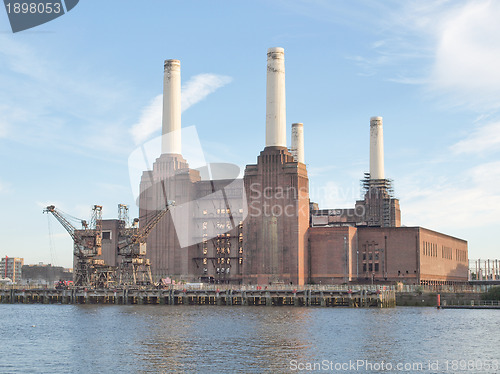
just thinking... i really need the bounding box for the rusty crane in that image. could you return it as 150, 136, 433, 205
43, 205, 114, 288
117, 201, 174, 286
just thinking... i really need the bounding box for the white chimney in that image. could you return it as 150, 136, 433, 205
265, 47, 286, 148
291, 123, 305, 163
369, 116, 385, 180
161, 59, 181, 155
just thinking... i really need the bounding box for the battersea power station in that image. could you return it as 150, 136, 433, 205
99, 48, 468, 286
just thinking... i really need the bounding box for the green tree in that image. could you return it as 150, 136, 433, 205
482, 286, 500, 301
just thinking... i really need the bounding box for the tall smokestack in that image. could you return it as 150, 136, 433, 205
161, 59, 181, 155
369, 116, 385, 180
291, 123, 305, 163
265, 47, 286, 148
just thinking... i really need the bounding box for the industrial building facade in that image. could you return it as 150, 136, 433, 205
94, 48, 469, 286
308, 226, 468, 285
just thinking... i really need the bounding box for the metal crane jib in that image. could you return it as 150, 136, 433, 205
43, 205, 103, 257
117, 201, 174, 258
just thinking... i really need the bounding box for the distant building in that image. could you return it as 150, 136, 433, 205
22, 263, 73, 284
1, 256, 24, 283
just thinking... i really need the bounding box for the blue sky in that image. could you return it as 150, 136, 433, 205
1, 0, 499, 268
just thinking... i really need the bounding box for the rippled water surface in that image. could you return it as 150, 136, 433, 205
0, 305, 498, 373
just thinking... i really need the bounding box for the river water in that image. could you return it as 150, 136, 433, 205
0, 305, 498, 373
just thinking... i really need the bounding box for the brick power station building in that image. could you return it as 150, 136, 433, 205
98, 48, 468, 286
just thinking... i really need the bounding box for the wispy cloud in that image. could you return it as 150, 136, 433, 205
338, 0, 500, 106
387, 75, 429, 85
338, 2, 441, 82
451, 121, 500, 154
181, 74, 232, 112
400, 160, 500, 231
346, 54, 389, 77
130, 74, 232, 144
430, 1, 500, 110
377, 1, 500, 110
0, 35, 133, 157
129, 95, 162, 146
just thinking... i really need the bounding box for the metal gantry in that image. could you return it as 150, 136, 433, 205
361, 173, 395, 227
43, 205, 114, 288
117, 201, 174, 286
44, 201, 174, 288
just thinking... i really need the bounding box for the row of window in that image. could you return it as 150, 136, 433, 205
203, 245, 244, 256
202, 208, 244, 215
456, 248, 467, 262
362, 263, 379, 272
202, 221, 244, 230
442, 246, 452, 260
202, 257, 234, 265
201, 257, 243, 266
202, 213, 244, 275
423, 241, 467, 262
423, 241, 438, 257
361, 243, 379, 252
202, 216, 209, 273
362, 252, 380, 261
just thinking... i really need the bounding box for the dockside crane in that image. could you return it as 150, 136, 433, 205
117, 200, 174, 286
43, 205, 113, 288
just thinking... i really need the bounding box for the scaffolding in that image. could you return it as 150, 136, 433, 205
360, 173, 396, 227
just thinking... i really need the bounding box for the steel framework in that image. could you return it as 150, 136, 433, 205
43, 205, 114, 288
361, 173, 395, 227
117, 201, 174, 286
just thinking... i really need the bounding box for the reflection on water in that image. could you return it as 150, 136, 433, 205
134, 307, 314, 373
0, 305, 498, 373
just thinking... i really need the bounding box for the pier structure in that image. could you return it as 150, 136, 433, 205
0, 286, 395, 308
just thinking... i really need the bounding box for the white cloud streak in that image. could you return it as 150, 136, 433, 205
430, 1, 500, 110
0, 35, 134, 158
181, 74, 233, 112
339, 1, 500, 111
400, 160, 500, 231
130, 74, 232, 144
129, 95, 162, 146
451, 121, 500, 154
